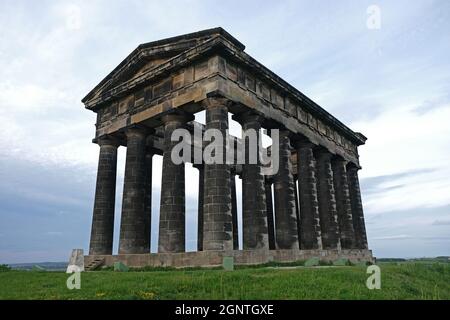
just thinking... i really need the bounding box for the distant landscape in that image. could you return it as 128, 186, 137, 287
7, 262, 68, 271
5, 257, 449, 271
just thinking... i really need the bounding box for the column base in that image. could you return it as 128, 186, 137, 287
85, 249, 374, 269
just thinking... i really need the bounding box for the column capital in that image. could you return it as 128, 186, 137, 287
124, 125, 151, 139
95, 135, 120, 147
332, 155, 349, 165
293, 137, 315, 149
232, 111, 264, 125
315, 148, 334, 161
346, 162, 362, 171
161, 111, 194, 125
201, 96, 233, 109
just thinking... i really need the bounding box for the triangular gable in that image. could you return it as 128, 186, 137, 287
82, 27, 244, 104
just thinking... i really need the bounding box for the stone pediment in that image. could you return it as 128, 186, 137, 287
83, 27, 366, 150
82, 27, 244, 105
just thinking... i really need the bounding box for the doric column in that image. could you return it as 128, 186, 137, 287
143, 146, 154, 253
273, 130, 299, 249
293, 176, 301, 243
332, 157, 355, 249
233, 112, 268, 250
347, 165, 368, 249
296, 141, 322, 250
89, 136, 119, 255
230, 170, 239, 250
315, 150, 341, 250
195, 164, 204, 251
202, 97, 233, 251
119, 127, 149, 254
158, 113, 193, 253
265, 178, 276, 250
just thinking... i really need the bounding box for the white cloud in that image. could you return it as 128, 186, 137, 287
432, 219, 450, 226
373, 235, 412, 240
352, 102, 450, 213
63, 4, 82, 31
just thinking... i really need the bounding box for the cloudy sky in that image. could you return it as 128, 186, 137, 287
0, 0, 449, 263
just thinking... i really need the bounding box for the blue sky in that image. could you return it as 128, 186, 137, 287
0, 0, 449, 263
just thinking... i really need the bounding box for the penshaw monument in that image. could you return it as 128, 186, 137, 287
82, 28, 372, 269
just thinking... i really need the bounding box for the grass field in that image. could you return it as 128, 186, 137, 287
0, 262, 449, 300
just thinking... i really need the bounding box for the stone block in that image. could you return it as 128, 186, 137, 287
304, 257, 320, 267
222, 256, 234, 271
67, 249, 85, 273
114, 262, 129, 272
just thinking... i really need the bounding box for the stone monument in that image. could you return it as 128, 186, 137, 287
82, 28, 372, 268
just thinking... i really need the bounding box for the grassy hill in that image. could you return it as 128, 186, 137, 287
0, 261, 449, 300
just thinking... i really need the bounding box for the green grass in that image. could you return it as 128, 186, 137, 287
0, 262, 449, 300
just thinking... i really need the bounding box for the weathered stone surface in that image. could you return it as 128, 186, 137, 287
85, 248, 374, 268
296, 141, 322, 250
119, 127, 148, 254
143, 149, 153, 253
293, 177, 301, 244
84, 28, 365, 167
89, 137, 118, 255
195, 164, 204, 251
114, 261, 129, 272
347, 165, 369, 249
202, 97, 233, 251
234, 112, 268, 250
273, 130, 299, 249
315, 150, 341, 250
158, 113, 193, 253
67, 249, 85, 273
222, 256, 234, 271
264, 179, 276, 250
332, 157, 356, 249
230, 171, 239, 250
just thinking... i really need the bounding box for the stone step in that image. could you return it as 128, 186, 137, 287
85, 258, 105, 271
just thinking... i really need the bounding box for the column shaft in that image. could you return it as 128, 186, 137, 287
230, 172, 239, 250
237, 113, 268, 250
197, 165, 204, 251
297, 142, 322, 249
332, 158, 355, 249
89, 138, 118, 255
273, 130, 299, 249
316, 151, 341, 250
294, 178, 301, 243
143, 151, 153, 252
119, 128, 148, 254
265, 180, 276, 250
158, 115, 190, 253
347, 166, 369, 249
202, 98, 233, 251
